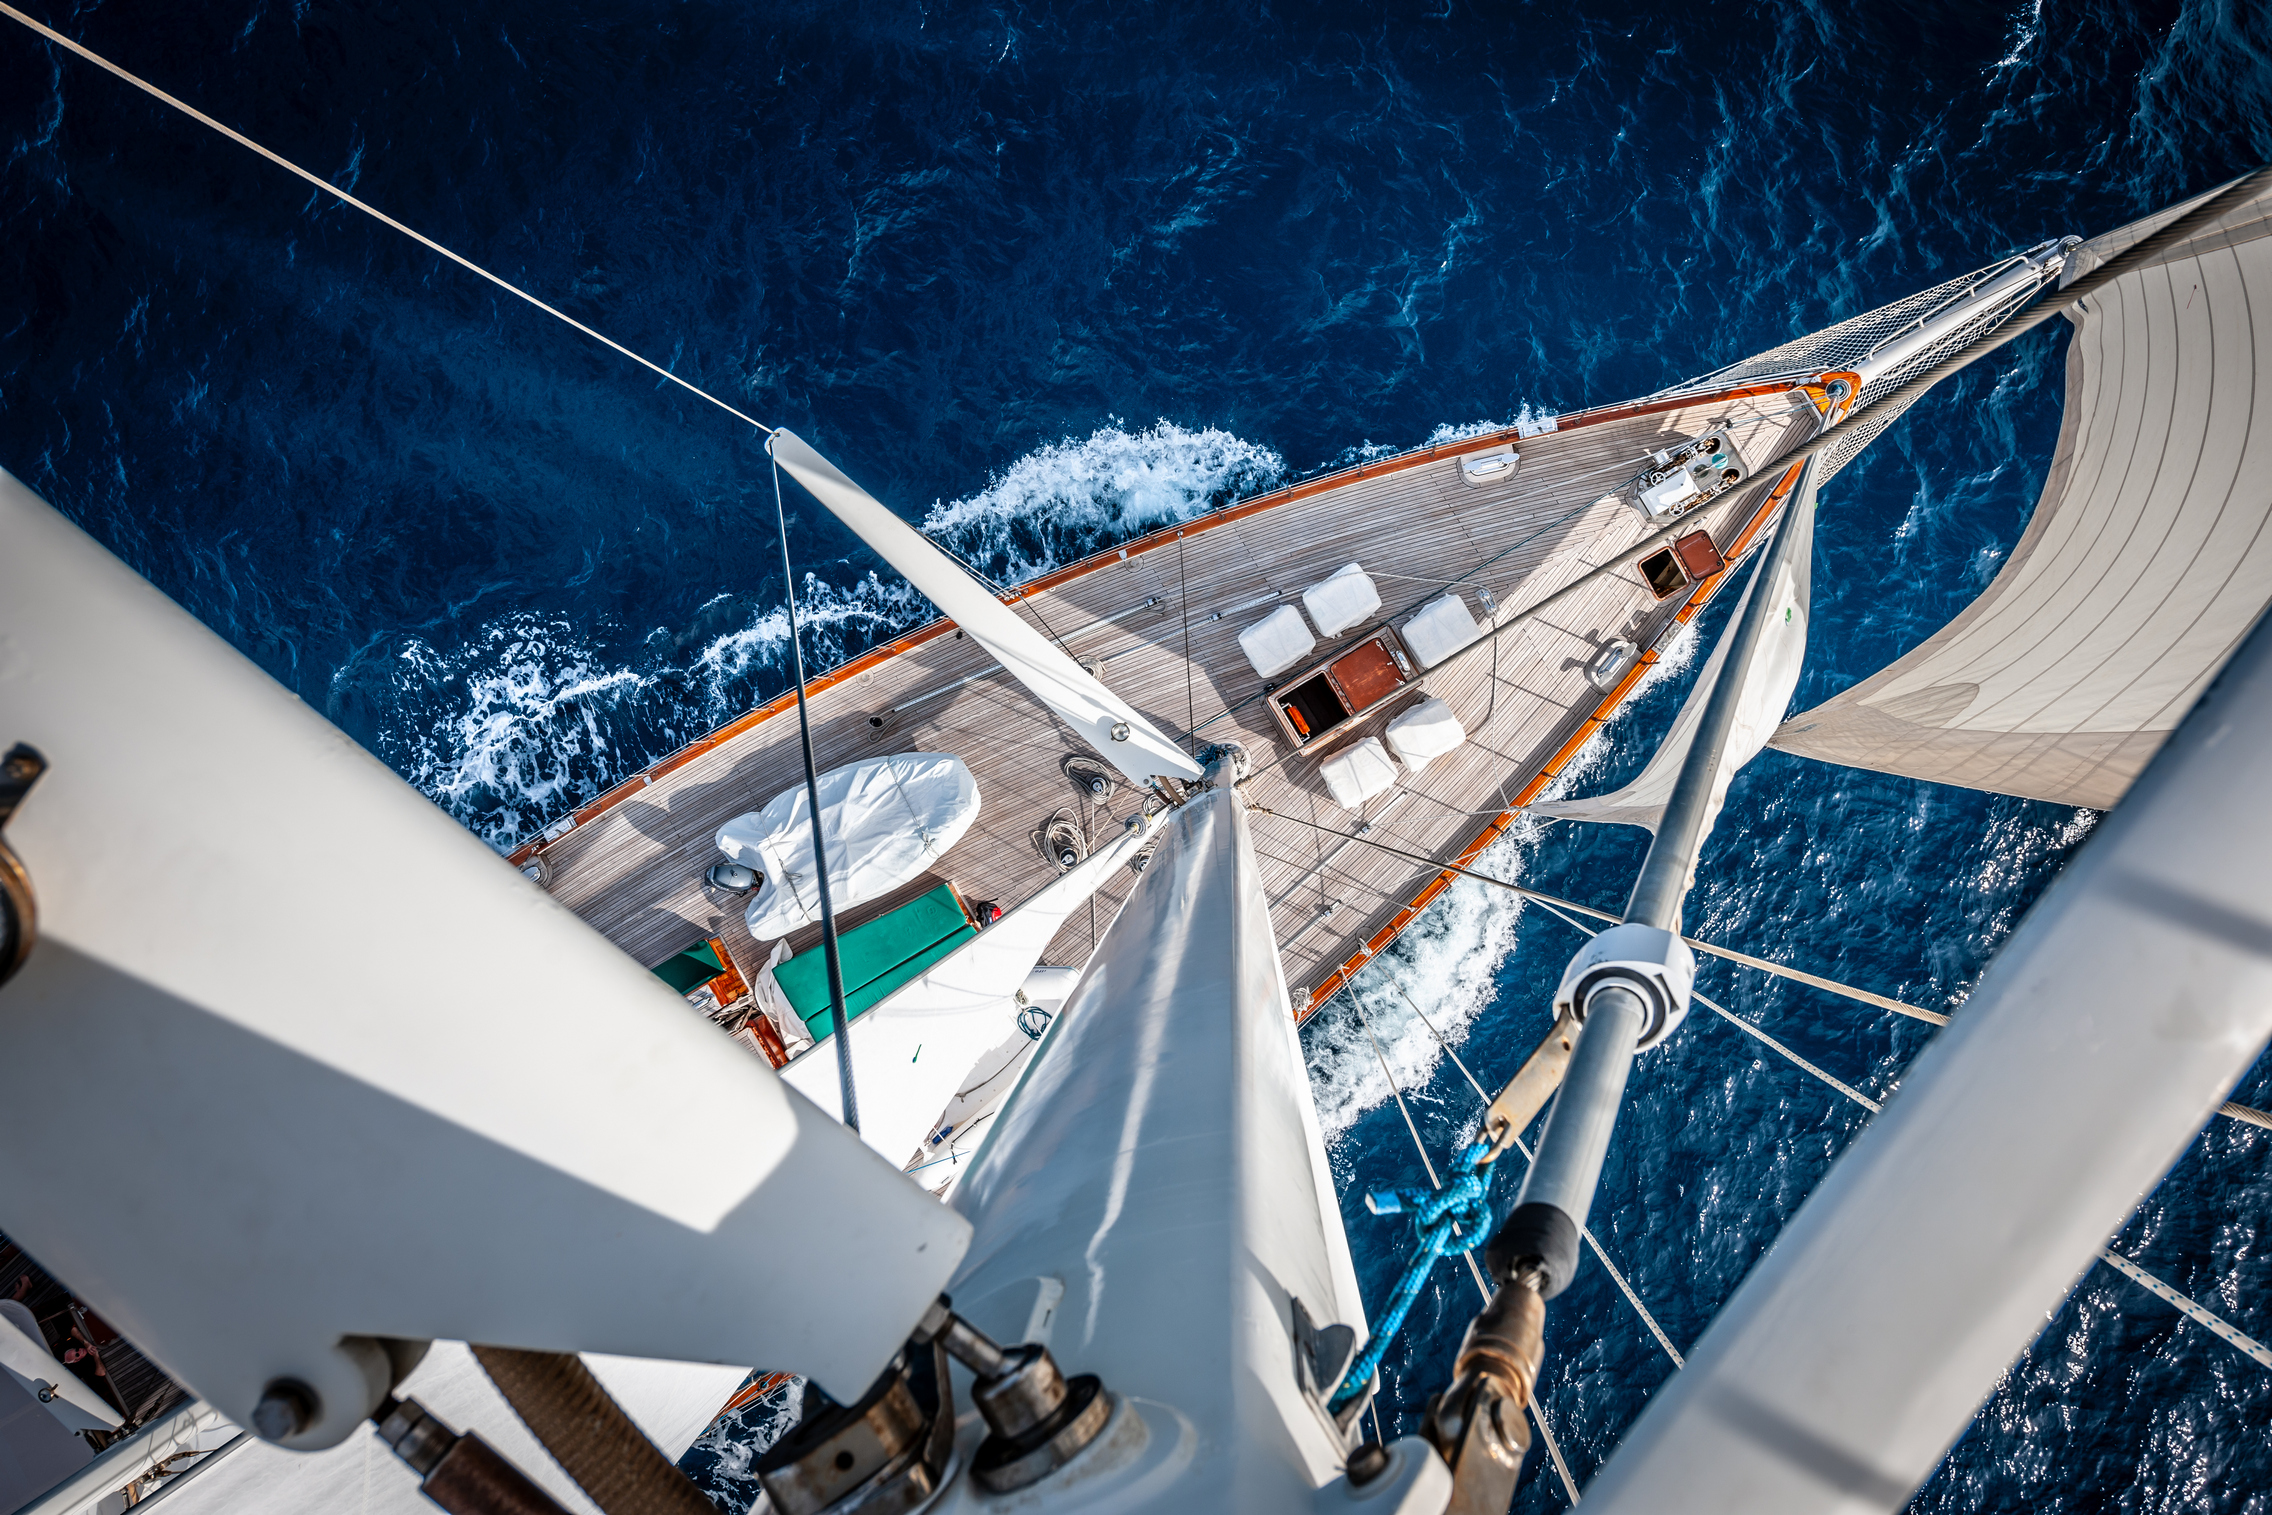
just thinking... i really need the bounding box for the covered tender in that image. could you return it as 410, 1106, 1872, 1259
1319, 736, 1400, 810
1238, 603, 1316, 678
1302, 562, 1382, 636
716, 752, 981, 939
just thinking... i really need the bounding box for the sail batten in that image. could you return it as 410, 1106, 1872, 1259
1770, 178, 2272, 809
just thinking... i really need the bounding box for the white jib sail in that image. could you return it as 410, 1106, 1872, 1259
1769, 175, 2272, 809
768, 430, 1206, 786
1532, 483, 1816, 835
782, 812, 1158, 1163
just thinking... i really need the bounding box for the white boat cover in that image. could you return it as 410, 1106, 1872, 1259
1534, 480, 1815, 833
1319, 736, 1400, 810
1400, 591, 1486, 668
748, 939, 811, 1054
1385, 696, 1468, 773
717, 752, 980, 940
1238, 603, 1316, 678
769, 431, 1202, 786
1770, 176, 2272, 809
1301, 562, 1381, 636
782, 818, 1152, 1164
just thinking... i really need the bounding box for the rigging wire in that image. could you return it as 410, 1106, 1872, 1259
1261, 805, 2272, 1135
1532, 901, 2272, 1374
1251, 803, 1950, 1025
1178, 531, 1198, 745
1345, 987, 1582, 1504
1700, 987, 2272, 1373
0, 3, 780, 440
1381, 978, 1685, 1368
771, 455, 859, 1131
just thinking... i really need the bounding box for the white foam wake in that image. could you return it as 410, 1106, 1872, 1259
919, 420, 1283, 586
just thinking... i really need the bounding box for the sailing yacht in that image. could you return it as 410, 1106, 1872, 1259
1, 8, 2269, 1510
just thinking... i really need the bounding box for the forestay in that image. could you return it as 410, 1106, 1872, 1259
1770, 179, 2272, 808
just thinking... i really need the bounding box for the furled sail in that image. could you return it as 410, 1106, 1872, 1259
768, 429, 1206, 786
781, 814, 1155, 1161
1532, 478, 1816, 834
1770, 177, 2272, 809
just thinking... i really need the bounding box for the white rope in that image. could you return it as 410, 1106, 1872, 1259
2220, 1100, 2272, 1131
1702, 990, 2272, 1374
0, 3, 773, 437
2094, 1251, 2272, 1370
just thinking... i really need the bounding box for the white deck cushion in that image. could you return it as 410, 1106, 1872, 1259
1385, 697, 1468, 773
1319, 737, 1400, 810
1238, 603, 1316, 678
1302, 563, 1382, 636
1401, 592, 1485, 668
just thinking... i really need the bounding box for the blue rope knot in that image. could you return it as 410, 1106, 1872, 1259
1328, 1140, 1497, 1411
1367, 1171, 1492, 1253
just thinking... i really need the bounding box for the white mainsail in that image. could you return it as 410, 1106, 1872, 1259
1532, 480, 1816, 836
1769, 178, 2272, 808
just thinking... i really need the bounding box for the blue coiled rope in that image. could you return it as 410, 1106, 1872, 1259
1327, 1137, 1496, 1410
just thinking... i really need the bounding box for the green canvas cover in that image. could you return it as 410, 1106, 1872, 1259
775, 884, 974, 1039
649, 939, 726, 995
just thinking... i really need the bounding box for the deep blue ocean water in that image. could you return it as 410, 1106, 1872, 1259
5, 1, 2271, 1509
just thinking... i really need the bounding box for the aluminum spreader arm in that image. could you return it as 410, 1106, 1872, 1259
0, 471, 969, 1452
768, 430, 1205, 787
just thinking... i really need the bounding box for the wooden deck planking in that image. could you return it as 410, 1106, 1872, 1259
530, 388, 1822, 1012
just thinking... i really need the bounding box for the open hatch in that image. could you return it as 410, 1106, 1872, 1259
1269, 628, 1418, 746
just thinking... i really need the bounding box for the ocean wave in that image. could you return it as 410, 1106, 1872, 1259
918, 420, 1284, 586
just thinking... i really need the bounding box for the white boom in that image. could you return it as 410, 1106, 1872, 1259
1583, 585, 2272, 1511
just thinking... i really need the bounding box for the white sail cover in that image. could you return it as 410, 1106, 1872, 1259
1770, 177, 2272, 808
783, 817, 1153, 1163
769, 430, 1205, 786
1533, 484, 1816, 833
717, 751, 980, 939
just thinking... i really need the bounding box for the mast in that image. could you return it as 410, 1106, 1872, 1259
1498, 466, 1812, 1298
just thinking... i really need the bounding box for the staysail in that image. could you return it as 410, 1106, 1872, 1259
1532, 476, 1816, 835
1769, 177, 2272, 809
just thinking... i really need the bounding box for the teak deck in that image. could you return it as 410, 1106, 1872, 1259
515, 384, 1823, 1020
